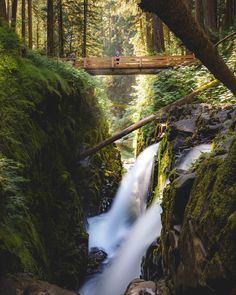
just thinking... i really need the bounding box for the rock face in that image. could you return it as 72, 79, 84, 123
139, 103, 236, 295
161, 139, 236, 294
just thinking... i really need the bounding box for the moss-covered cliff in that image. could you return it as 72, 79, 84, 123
0, 25, 122, 289
139, 102, 236, 295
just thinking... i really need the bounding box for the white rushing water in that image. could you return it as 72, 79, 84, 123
177, 144, 212, 170
80, 142, 214, 295
80, 143, 161, 295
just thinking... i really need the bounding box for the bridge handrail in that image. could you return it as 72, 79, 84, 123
61, 55, 195, 70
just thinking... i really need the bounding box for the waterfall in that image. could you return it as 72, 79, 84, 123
80, 143, 161, 295
177, 144, 212, 170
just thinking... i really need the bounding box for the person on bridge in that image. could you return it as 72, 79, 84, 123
115, 51, 120, 66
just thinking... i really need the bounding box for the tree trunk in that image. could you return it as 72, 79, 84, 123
36, 17, 39, 48
57, 0, 64, 57
82, 0, 88, 57
139, 0, 236, 96
184, 0, 193, 11
224, 0, 236, 29
195, 0, 205, 29
139, 14, 146, 49
202, 0, 217, 39
0, 0, 7, 21
27, 0, 32, 48
152, 14, 165, 52
7, 0, 10, 22
152, 14, 160, 52
11, 0, 17, 28
21, 0, 26, 40
184, 0, 193, 54
145, 12, 153, 52
47, 0, 54, 56
79, 80, 219, 159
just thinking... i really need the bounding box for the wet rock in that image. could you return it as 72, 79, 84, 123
87, 247, 107, 275
141, 240, 163, 281
173, 119, 197, 134
123, 279, 170, 295
161, 136, 236, 295
138, 103, 236, 295
172, 173, 196, 224
0, 275, 77, 295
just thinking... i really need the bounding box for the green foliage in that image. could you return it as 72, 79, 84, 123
0, 27, 122, 288
151, 67, 196, 109
0, 157, 26, 213
0, 25, 22, 54
135, 45, 236, 153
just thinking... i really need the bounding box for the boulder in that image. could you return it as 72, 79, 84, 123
0, 275, 77, 295
87, 247, 107, 275
173, 119, 197, 134
123, 279, 170, 295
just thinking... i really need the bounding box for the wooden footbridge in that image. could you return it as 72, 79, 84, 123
63, 55, 195, 75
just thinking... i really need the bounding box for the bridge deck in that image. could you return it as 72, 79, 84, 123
62, 55, 195, 75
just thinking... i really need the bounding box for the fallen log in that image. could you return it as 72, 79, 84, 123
79, 79, 219, 159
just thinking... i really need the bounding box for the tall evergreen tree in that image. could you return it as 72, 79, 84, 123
202, 0, 217, 39
21, 0, 26, 40
57, 0, 64, 57
82, 0, 88, 57
47, 0, 54, 55
224, 0, 236, 29
28, 0, 32, 48
0, 0, 7, 21
11, 0, 18, 28
152, 14, 165, 52
195, 0, 205, 29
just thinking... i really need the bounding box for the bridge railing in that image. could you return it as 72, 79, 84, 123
62, 55, 195, 69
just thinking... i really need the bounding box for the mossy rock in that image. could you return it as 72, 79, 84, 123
0, 26, 122, 289
161, 135, 236, 294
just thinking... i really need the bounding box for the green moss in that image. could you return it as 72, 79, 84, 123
149, 133, 173, 204
0, 27, 122, 288
182, 135, 236, 282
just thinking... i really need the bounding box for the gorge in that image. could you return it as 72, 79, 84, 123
0, 1, 236, 294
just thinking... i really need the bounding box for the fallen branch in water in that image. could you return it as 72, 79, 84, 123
79, 79, 219, 159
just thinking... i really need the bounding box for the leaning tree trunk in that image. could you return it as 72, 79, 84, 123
79, 80, 219, 159
139, 0, 236, 96
0, 0, 7, 21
